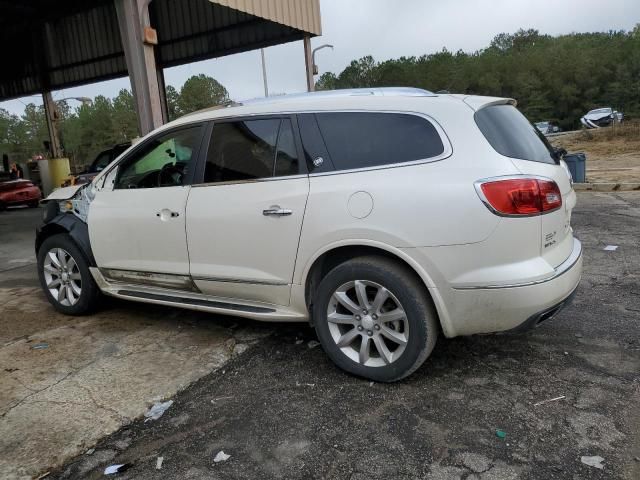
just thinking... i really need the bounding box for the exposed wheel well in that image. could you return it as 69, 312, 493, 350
35, 223, 68, 252
304, 245, 439, 327
35, 216, 96, 266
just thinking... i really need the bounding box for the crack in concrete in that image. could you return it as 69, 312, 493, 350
72, 380, 130, 424
1, 369, 75, 418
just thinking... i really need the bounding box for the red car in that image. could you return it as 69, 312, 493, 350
0, 180, 42, 210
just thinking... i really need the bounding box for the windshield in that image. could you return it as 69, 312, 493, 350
475, 104, 557, 165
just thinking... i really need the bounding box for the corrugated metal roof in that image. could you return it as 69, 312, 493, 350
211, 0, 321, 36
153, 0, 314, 68
0, 0, 321, 101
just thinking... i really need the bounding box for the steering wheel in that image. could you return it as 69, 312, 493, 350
157, 162, 184, 187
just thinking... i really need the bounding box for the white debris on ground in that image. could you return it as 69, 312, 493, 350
213, 451, 231, 463
603, 245, 618, 251
307, 340, 320, 349
144, 400, 173, 422
533, 395, 565, 406
104, 464, 128, 475
156, 457, 163, 470
295, 381, 315, 387
581, 455, 605, 469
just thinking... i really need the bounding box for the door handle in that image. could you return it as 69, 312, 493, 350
156, 210, 180, 219
263, 206, 293, 217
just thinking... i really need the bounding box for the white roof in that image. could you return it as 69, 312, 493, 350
164, 88, 513, 131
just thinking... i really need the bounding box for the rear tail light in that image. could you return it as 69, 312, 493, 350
476, 177, 562, 216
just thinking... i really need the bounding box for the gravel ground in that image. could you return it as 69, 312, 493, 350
29, 193, 640, 479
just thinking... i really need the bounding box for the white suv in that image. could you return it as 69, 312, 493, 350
37, 88, 582, 382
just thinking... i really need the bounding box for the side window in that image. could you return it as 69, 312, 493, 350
274, 119, 299, 177
315, 112, 445, 171
297, 114, 334, 173
202, 118, 298, 184
114, 126, 202, 189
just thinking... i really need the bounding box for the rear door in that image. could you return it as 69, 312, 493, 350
474, 104, 576, 267
186, 116, 309, 306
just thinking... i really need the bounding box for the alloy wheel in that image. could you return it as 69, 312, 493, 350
43, 248, 82, 306
326, 280, 409, 367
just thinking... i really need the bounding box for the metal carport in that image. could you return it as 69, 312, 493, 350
0, 0, 321, 156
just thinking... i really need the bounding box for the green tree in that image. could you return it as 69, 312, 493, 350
166, 85, 181, 121
176, 74, 229, 115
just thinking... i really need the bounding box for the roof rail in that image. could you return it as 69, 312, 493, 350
239, 87, 436, 106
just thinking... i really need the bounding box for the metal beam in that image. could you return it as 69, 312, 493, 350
303, 34, 314, 92
115, 0, 163, 136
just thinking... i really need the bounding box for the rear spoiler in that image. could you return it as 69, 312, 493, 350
462, 96, 517, 112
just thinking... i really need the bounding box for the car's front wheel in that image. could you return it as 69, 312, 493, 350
37, 233, 100, 315
312, 256, 438, 382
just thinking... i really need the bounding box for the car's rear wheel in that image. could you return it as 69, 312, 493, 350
313, 256, 438, 382
28, 201, 39, 208
37, 233, 100, 315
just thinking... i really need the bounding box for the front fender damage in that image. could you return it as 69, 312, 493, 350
43, 183, 95, 223
36, 183, 96, 265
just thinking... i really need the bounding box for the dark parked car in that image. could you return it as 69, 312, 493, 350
0, 180, 42, 210
61, 142, 131, 187
535, 121, 561, 135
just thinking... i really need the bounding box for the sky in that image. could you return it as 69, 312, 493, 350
1, 0, 638, 116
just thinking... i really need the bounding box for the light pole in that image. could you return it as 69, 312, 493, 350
260, 49, 269, 97
60, 96, 93, 106
311, 44, 334, 76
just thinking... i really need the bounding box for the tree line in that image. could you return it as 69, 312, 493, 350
317, 27, 640, 130
0, 74, 228, 168
2, 27, 639, 167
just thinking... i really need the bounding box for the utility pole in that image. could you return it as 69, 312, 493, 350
42, 92, 62, 158
42, 96, 92, 159
261, 48, 269, 97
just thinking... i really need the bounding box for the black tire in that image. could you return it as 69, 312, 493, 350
37, 233, 100, 315
312, 256, 438, 382
28, 201, 39, 208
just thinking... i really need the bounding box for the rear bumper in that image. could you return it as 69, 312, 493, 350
505, 283, 578, 333
435, 238, 583, 337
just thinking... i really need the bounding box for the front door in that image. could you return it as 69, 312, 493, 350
89, 124, 205, 277
186, 117, 309, 305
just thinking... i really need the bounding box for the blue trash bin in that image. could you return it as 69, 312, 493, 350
563, 153, 586, 183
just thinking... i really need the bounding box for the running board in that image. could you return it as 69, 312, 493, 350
89, 267, 306, 322
117, 290, 275, 314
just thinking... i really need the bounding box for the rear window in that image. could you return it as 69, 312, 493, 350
311, 112, 444, 172
475, 105, 556, 164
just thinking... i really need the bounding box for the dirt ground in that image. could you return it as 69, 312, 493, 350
550, 123, 640, 183
29, 192, 638, 480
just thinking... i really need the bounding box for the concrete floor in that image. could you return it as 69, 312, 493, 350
1, 194, 639, 480
0, 207, 271, 480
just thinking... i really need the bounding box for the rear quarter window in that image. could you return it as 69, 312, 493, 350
474, 104, 557, 164
309, 112, 444, 172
